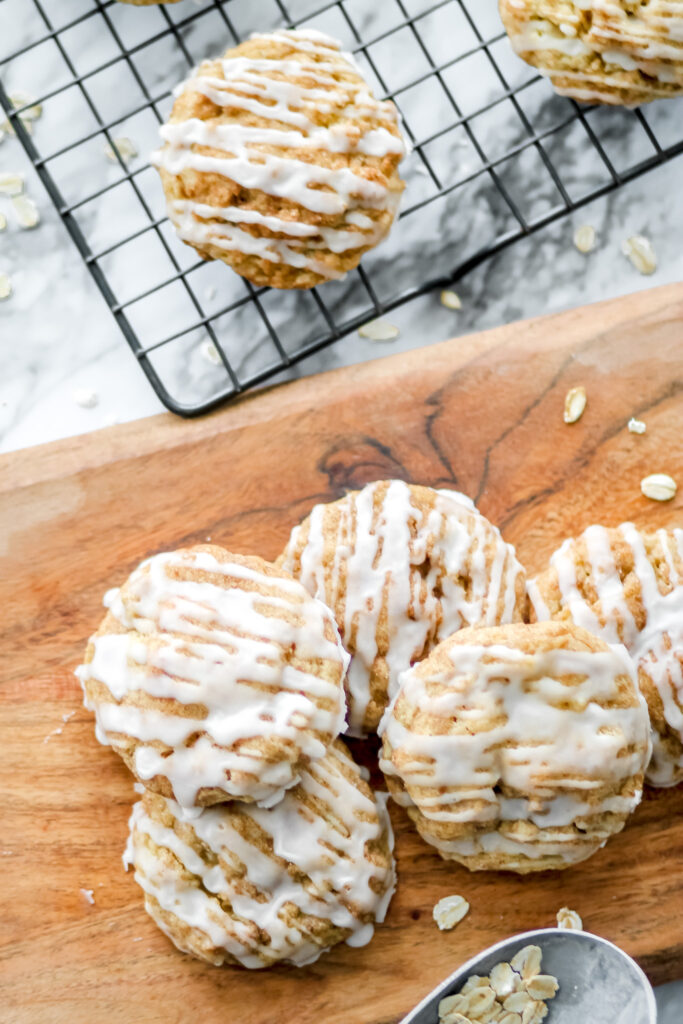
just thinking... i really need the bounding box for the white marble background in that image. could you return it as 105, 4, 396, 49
0, 0, 682, 1017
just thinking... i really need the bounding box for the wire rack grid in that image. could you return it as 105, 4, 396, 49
1, 0, 682, 416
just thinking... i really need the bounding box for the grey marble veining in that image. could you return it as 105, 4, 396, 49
0, 5, 682, 1014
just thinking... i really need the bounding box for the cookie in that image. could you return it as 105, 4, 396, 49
124, 740, 396, 967
277, 481, 527, 736
153, 28, 406, 288
529, 522, 683, 786
499, 0, 683, 106
379, 621, 651, 872
76, 545, 349, 809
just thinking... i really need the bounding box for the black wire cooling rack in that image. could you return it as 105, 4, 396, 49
1, 0, 683, 416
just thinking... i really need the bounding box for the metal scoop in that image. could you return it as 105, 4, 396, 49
400, 928, 657, 1024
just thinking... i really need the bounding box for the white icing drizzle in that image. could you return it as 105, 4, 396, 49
379, 635, 651, 865
123, 742, 396, 968
152, 29, 406, 278
278, 481, 525, 735
76, 548, 349, 808
505, 1, 683, 105
529, 523, 683, 786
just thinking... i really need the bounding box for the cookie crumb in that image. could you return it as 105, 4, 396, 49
80, 888, 95, 905
433, 894, 470, 930
73, 388, 99, 409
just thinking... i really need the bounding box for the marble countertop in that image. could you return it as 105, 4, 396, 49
1, 1, 682, 1016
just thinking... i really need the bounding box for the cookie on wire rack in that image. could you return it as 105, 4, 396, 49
529, 522, 683, 787
124, 740, 396, 968
76, 545, 349, 810
152, 28, 406, 289
277, 480, 527, 736
499, 0, 683, 106
379, 621, 651, 872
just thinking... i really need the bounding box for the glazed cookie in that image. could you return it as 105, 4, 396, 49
529, 523, 683, 786
379, 621, 651, 872
277, 481, 527, 736
124, 741, 396, 967
76, 545, 349, 809
153, 28, 406, 288
499, 1, 683, 106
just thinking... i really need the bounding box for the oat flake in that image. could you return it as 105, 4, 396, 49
641, 473, 677, 502
12, 195, 39, 228
73, 388, 99, 410
628, 417, 646, 435
573, 224, 596, 254
358, 319, 400, 342
433, 894, 470, 930
557, 906, 583, 930
0, 272, 12, 300
200, 340, 222, 366
0, 173, 24, 196
563, 385, 587, 424
104, 136, 138, 165
621, 235, 657, 275
441, 289, 462, 310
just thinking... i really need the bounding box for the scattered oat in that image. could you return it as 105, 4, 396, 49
503, 992, 532, 1013
641, 473, 677, 502
0, 213, 6, 231
441, 289, 462, 310
62, 711, 76, 724
43, 726, 63, 744
461, 976, 490, 994
104, 136, 138, 165
0, 172, 24, 196
433, 894, 470, 931
438, 993, 470, 1018
490, 962, 521, 998
133, 936, 142, 942
200, 339, 222, 366
526, 976, 559, 1001
80, 888, 95, 905
522, 1002, 548, 1024
573, 224, 596, 254
563, 385, 587, 424
510, 946, 542, 982
557, 906, 583, 930
621, 235, 657, 275
73, 388, 99, 409
0, 272, 12, 300
12, 195, 39, 228
10, 91, 42, 121
358, 319, 400, 342
628, 417, 646, 435
204, 285, 217, 301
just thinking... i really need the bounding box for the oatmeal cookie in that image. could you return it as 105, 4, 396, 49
379, 621, 651, 872
154, 28, 406, 288
529, 523, 683, 786
77, 545, 349, 809
124, 740, 396, 967
499, 0, 683, 106
277, 481, 527, 735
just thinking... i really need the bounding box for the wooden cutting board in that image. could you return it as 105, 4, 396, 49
3, 282, 683, 1024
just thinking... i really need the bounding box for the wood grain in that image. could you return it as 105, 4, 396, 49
2, 282, 683, 1024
